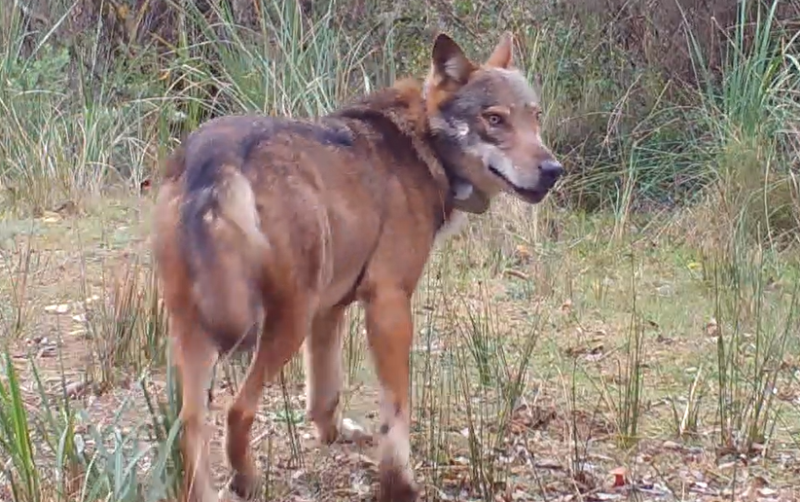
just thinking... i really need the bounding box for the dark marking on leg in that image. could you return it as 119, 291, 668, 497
380, 423, 389, 435
228, 470, 258, 501
379, 465, 420, 502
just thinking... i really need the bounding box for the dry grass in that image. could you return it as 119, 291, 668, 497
2, 191, 799, 501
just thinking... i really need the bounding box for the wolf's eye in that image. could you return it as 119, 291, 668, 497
486, 113, 504, 126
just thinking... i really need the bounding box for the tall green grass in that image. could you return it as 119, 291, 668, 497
681, 0, 800, 245
710, 234, 800, 456
0, 0, 393, 215
0, 347, 183, 502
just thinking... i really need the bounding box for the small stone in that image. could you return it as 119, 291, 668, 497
65, 381, 87, 398
453, 456, 470, 465
44, 303, 70, 314
656, 284, 673, 296
340, 418, 370, 444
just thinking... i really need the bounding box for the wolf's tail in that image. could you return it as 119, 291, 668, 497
175, 150, 271, 353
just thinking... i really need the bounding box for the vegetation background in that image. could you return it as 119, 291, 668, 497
1, 0, 799, 501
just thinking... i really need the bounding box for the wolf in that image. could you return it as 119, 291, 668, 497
151, 31, 563, 502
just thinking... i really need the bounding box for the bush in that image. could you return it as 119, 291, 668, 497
1, 0, 799, 241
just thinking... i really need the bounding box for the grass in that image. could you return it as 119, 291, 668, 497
1, 0, 800, 500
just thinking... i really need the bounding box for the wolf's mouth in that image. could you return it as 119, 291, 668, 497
488, 165, 548, 203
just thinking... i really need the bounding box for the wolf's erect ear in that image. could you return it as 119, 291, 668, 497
431, 33, 475, 84
485, 31, 514, 69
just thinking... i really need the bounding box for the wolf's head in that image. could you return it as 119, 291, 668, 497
424, 32, 563, 214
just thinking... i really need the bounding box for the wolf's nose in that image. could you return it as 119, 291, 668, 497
539, 159, 564, 179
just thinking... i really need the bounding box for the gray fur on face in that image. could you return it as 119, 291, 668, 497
485, 68, 540, 105
430, 68, 539, 147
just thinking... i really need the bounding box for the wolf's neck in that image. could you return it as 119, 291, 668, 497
332, 79, 454, 192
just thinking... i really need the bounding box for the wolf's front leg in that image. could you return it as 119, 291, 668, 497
364, 289, 419, 502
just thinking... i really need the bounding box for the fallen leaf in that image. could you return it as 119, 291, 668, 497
504, 269, 529, 280
54, 201, 77, 215
40, 210, 61, 223
705, 318, 718, 337
139, 178, 152, 194
751, 474, 770, 489
514, 244, 532, 263
65, 381, 87, 398
610, 467, 627, 488
534, 458, 562, 469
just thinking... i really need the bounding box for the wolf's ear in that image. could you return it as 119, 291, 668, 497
431, 34, 475, 84
485, 31, 514, 69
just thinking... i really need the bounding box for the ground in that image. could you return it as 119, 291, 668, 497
1, 189, 799, 502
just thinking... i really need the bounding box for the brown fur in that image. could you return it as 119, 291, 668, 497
152, 32, 562, 502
